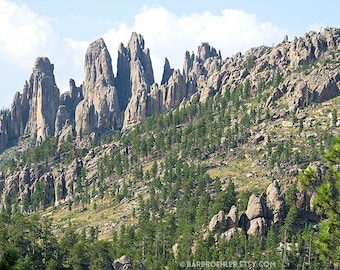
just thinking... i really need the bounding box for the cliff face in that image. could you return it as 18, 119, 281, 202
24, 57, 60, 143
119, 33, 155, 130
1, 28, 340, 153
75, 38, 120, 137
1, 57, 60, 148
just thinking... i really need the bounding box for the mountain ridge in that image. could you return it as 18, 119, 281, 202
0, 26, 340, 269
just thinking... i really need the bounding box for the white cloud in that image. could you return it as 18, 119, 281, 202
0, 0, 55, 67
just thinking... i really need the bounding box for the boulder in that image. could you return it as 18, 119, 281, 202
266, 180, 285, 227
247, 217, 268, 235
246, 194, 268, 220
226, 205, 238, 229
221, 227, 242, 242
112, 255, 133, 270
208, 210, 226, 233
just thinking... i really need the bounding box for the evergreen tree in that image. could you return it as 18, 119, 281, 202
299, 136, 340, 266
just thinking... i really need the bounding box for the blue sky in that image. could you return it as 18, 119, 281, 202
0, 0, 339, 108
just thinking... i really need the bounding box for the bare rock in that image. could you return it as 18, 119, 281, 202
25, 57, 60, 142
172, 243, 179, 260
246, 194, 268, 220
161, 69, 185, 110
75, 38, 120, 137
247, 217, 268, 235
208, 210, 226, 233
161, 57, 174, 85
226, 205, 238, 229
121, 33, 155, 130
0, 110, 10, 152
55, 105, 71, 136
266, 180, 285, 227
221, 227, 242, 242
112, 255, 133, 270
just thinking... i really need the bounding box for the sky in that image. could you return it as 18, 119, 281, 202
0, 0, 339, 109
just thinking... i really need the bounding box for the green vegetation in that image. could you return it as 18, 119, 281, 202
299, 137, 340, 266
1, 56, 340, 268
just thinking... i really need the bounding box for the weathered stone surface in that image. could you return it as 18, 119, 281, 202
208, 210, 226, 233
221, 227, 242, 242
75, 38, 120, 137
172, 243, 179, 259
55, 105, 71, 136
25, 57, 60, 143
0, 110, 10, 152
112, 255, 133, 270
266, 180, 285, 227
247, 217, 268, 235
246, 194, 268, 220
161, 69, 185, 110
226, 205, 238, 229
60, 79, 83, 121
120, 33, 155, 130
161, 57, 174, 85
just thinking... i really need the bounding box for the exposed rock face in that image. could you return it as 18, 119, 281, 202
0, 110, 10, 152
226, 205, 239, 229
75, 38, 120, 137
60, 79, 83, 122
246, 194, 268, 220
247, 217, 268, 235
24, 57, 60, 142
55, 105, 71, 137
161, 57, 174, 85
161, 69, 185, 110
266, 180, 285, 227
120, 33, 155, 129
10, 83, 31, 138
183, 43, 222, 102
245, 194, 268, 235
208, 210, 226, 233
112, 255, 133, 270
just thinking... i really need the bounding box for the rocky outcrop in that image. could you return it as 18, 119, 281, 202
60, 79, 83, 122
246, 194, 268, 220
266, 180, 285, 227
0, 111, 10, 153
245, 194, 269, 235
161, 57, 174, 85
183, 43, 222, 102
208, 210, 226, 233
247, 217, 268, 235
226, 205, 239, 229
161, 69, 186, 110
112, 255, 133, 270
24, 57, 60, 143
120, 33, 155, 130
10, 83, 31, 138
75, 38, 120, 137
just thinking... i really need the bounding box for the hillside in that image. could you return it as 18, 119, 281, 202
0, 27, 340, 269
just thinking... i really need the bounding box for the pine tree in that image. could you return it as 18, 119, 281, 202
299, 136, 340, 266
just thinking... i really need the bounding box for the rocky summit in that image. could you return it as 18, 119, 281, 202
1, 28, 340, 152
0, 27, 340, 269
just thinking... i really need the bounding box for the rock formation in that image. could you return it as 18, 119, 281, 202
208, 210, 226, 233
75, 38, 120, 137
266, 180, 285, 227
24, 57, 60, 143
119, 33, 155, 129
161, 57, 174, 85
0, 110, 10, 152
